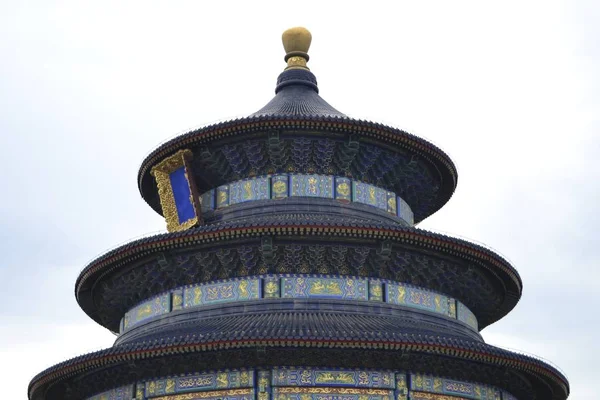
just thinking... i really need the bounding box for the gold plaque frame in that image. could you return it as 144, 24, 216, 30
151, 149, 202, 232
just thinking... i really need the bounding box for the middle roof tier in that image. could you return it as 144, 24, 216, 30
75, 216, 521, 334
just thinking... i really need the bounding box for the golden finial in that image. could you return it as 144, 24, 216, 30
282, 27, 312, 70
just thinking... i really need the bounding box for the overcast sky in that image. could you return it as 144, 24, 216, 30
1, 1, 598, 399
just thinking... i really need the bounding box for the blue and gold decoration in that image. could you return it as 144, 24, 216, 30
271, 175, 289, 199
281, 277, 368, 300
145, 370, 255, 398
272, 369, 395, 388
198, 174, 414, 225
263, 276, 280, 298
123, 293, 170, 330
386, 284, 452, 318
409, 374, 499, 400
258, 371, 272, 400
183, 279, 261, 308
272, 387, 393, 400
395, 373, 408, 400
230, 177, 270, 205
216, 185, 230, 209
172, 289, 184, 311
369, 280, 384, 302
87, 370, 516, 400
335, 177, 352, 203
151, 149, 202, 232
353, 181, 388, 211
458, 301, 479, 331
87, 385, 134, 400
119, 275, 478, 335
290, 174, 334, 198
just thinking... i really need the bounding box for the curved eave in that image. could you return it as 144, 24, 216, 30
75, 223, 522, 332
28, 332, 569, 400
137, 115, 458, 223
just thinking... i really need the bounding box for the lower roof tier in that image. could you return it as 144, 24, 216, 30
76, 215, 522, 332
28, 321, 569, 400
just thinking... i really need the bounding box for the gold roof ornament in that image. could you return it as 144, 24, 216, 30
282, 27, 312, 71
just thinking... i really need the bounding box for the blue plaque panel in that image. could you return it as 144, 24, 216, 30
369, 280, 384, 302
271, 175, 289, 199
386, 192, 397, 215
124, 293, 171, 330
386, 284, 450, 317
290, 175, 334, 198
230, 177, 270, 205
169, 167, 196, 224
172, 288, 184, 311
409, 374, 499, 400
216, 185, 230, 209
281, 277, 368, 300
352, 181, 387, 211
335, 177, 352, 202
272, 368, 395, 388
184, 279, 261, 308
144, 371, 254, 398
151, 149, 202, 232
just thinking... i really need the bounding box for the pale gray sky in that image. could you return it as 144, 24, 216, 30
1, 1, 598, 398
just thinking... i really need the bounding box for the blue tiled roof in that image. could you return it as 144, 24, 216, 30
251, 69, 345, 117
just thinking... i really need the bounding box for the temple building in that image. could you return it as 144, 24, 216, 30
29, 28, 569, 400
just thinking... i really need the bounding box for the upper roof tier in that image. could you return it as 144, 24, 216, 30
138, 28, 458, 224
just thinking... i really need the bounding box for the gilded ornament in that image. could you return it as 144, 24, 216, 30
308, 176, 318, 194
151, 149, 201, 232
239, 281, 249, 298
166, 379, 175, 393
193, 287, 202, 305
244, 181, 252, 199
337, 182, 350, 196
397, 286, 406, 304
369, 187, 376, 203
218, 190, 228, 205
274, 387, 389, 395
387, 196, 396, 213
173, 294, 183, 308
240, 371, 250, 385
273, 180, 287, 195
216, 373, 229, 388
153, 388, 253, 400
265, 281, 279, 295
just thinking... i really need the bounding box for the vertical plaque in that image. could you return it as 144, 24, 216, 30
151, 149, 202, 232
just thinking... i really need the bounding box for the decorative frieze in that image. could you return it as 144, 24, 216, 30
87, 370, 515, 400
272, 368, 395, 388
183, 279, 261, 308
281, 277, 368, 300
119, 276, 477, 336
409, 374, 499, 400
197, 174, 414, 225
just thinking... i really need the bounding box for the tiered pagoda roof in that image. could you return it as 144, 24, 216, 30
29, 27, 569, 400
